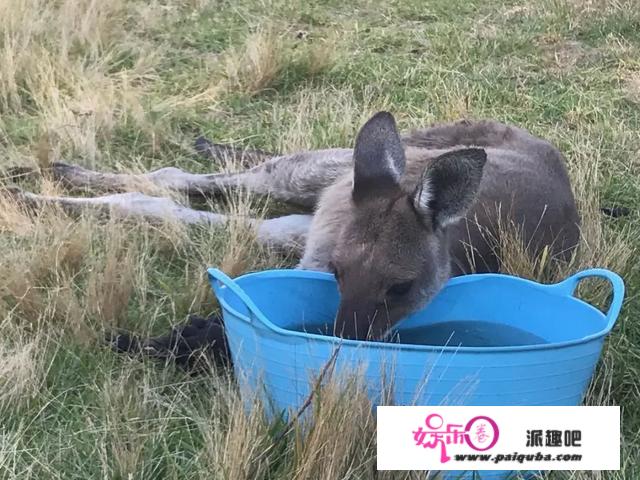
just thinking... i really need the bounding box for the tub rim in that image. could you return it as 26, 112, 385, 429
209, 268, 624, 354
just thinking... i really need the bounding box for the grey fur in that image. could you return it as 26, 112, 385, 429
10, 115, 580, 340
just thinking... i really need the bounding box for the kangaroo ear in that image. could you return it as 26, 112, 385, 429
352, 111, 406, 202
412, 148, 487, 229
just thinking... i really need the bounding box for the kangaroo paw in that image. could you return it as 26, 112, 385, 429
145, 314, 231, 372
107, 314, 231, 374
49, 161, 113, 191
1, 186, 46, 213
107, 330, 142, 355
1, 166, 40, 182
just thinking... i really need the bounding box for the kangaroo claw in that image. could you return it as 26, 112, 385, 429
2, 166, 40, 182
1, 186, 43, 213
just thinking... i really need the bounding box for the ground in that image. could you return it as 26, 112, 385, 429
0, 0, 639, 479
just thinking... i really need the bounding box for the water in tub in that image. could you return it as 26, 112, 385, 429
291, 320, 547, 347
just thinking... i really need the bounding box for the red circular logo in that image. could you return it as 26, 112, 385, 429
465, 415, 500, 451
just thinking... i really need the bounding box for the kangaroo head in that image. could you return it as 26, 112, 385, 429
331, 112, 487, 340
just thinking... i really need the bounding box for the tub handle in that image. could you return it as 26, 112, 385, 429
549, 268, 625, 331
207, 268, 270, 325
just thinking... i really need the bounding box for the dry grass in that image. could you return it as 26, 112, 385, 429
222, 26, 289, 96
624, 71, 640, 104
272, 86, 393, 152
0, 323, 48, 409
0, 0, 157, 165
86, 224, 139, 329
0, 207, 89, 327
217, 23, 339, 99
539, 37, 600, 72
527, 0, 639, 23
290, 376, 377, 479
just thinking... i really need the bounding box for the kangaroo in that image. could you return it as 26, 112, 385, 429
9, 112, 580, 341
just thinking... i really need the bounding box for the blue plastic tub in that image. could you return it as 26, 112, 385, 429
208, 268, 624, 479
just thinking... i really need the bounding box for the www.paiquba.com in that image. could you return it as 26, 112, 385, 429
454, 452, 583, 464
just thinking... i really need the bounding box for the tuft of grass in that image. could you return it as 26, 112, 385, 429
0, 323, 48, 410
624, 71, 640, 104
0, 0, 157, 165
271, 86, 392, 152
220, 25, 340, 98
222, 26, 289, 96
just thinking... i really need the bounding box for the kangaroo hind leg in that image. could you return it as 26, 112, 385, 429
49, 148, 353, 210
6, 188, 312, 255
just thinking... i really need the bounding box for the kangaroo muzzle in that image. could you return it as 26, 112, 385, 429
334, 301, 391, 340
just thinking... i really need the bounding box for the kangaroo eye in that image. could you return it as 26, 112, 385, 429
387, 281, 413, 296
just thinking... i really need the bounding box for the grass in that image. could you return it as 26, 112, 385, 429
1, 0, 639, 478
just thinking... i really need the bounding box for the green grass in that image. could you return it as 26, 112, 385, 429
1, 0, 639, 478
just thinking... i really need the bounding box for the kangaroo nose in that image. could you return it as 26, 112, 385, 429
334, 301, 386, 340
